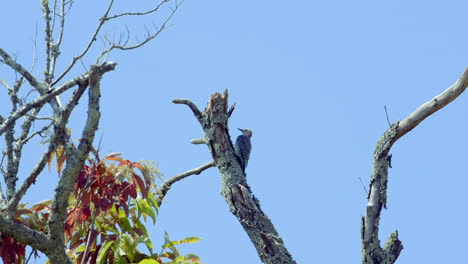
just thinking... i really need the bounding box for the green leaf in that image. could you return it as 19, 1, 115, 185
117, 207, 132, 232
134, 233, 154, 253
162, 240, 180, 251
146, 192, 159, 213
162, 236, 201, 249
95, 219, 102, 232
184, 253, 201, 261
96, 240, 114, 264
75, 244, 86, 253
114, 234, 133, 263
137, 260, 159, 264
171, 256, 186, 263
103, 224, 119, 234
122, 233, 136, 261
179, 236, 201, 244
135, 198, 143, 220
134, 218, 149, 236
140, 198, 157, 224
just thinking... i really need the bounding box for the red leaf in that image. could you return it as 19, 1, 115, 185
122, 181, 137, 199
14, 209, 32, 217
132, 174, 148, 198
82, 192, 91, 206
81, 206, 91, 221
128, 184, 137, 199
103, 152, 124, 163
132, 227, 144, 236
97, 199, 112, 212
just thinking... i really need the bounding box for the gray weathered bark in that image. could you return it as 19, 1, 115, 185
0, 1, 180, 262
0, 59, 116, 263
174, 90, 296, 264
362, 66, 468, 264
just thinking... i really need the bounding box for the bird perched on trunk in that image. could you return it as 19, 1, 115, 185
235, 128, 252, 173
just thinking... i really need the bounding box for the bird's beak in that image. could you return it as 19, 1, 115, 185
237, 128, 243, 132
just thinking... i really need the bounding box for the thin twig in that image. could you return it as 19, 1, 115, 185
80, 208, 97, 264
0, 79, 12, 92
0, 48, 45, 93
157, 160, 215, 207
24, 248, 35, 264
358, 177, 368, 194
51, 0, 115, 86
0, 61, 117, 136
5, 146, 54, 216
18, 123, 54, 146
51, 0, 58, 31
105, 0, 170, 20
0, 48, 61, 113
97, 1, 182, 62
30, 22, 39, 77
227, 102, 236, 117
384, 105, 391, 127
48, 0, 67, 84
56, 0, 67, 46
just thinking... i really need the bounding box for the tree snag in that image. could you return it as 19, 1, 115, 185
174, 90, 296, 264
362, 66, 468, 264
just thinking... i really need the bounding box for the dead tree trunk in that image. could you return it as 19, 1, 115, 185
174, 90, 296, 264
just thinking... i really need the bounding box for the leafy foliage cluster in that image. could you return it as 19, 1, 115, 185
0, 151, 202, 264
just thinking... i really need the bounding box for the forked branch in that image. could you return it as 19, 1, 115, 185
361, 66, 468, 264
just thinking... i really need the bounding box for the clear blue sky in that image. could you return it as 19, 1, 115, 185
1, 1, 468, 263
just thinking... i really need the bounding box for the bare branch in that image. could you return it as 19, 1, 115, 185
191, 138, 206, 144
48, 63, 107, 254
0, 180, 6, 207
0, 48, 61, 112
5, 81, 90, 215
0, 48, 46, 93
5, 146, 54, 215
105, 0, 170, 20
395, 66, 468, 143
51, 0, 115, 86
2, 107, 43, 205
0, 216, 51, 253
0, 61, 117, 136
227, 102, 236, 117
0, 78, 13, 93
56, 0, 67, 46
361, 66, 468, 263
173, 98, 202, 118
48, 0, 68, 83
97, 1, 182, 62
4, 121, 16, 200
43, 0, 53, 83
17, 123, 53, 146
157, 160, 215, 207
51, 0, 58, 31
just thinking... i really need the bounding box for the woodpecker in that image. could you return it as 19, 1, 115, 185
235, 128, 253, 173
